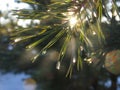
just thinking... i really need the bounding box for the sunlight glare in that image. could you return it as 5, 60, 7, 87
69, 16, 77, 28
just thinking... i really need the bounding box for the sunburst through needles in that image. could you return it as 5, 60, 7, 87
11, 0, 120, 77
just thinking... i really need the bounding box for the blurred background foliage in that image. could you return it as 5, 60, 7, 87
0, 0, 120, 90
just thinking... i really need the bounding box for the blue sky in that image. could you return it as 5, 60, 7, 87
0, 0, 40, 27
0, 0, 30, 11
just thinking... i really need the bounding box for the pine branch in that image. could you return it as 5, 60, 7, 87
12, 0, 120, 77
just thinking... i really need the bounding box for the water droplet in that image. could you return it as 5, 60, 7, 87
61, 52, 64, 55
42, 50, 47, 55
102, 52, 105, 56
14, 38, 22, 42
84, 58, 92, 64
93, 12, 97, 17
92, 31, 96, 35
33, 55, 38, 61
72, 57, 76, 63
87, 58, 92, 64
56, 61, 61, 70
84, 58, 87, 61
80, 46, 84, 51
47, 9, 51, 12
26, 45, 32, 49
